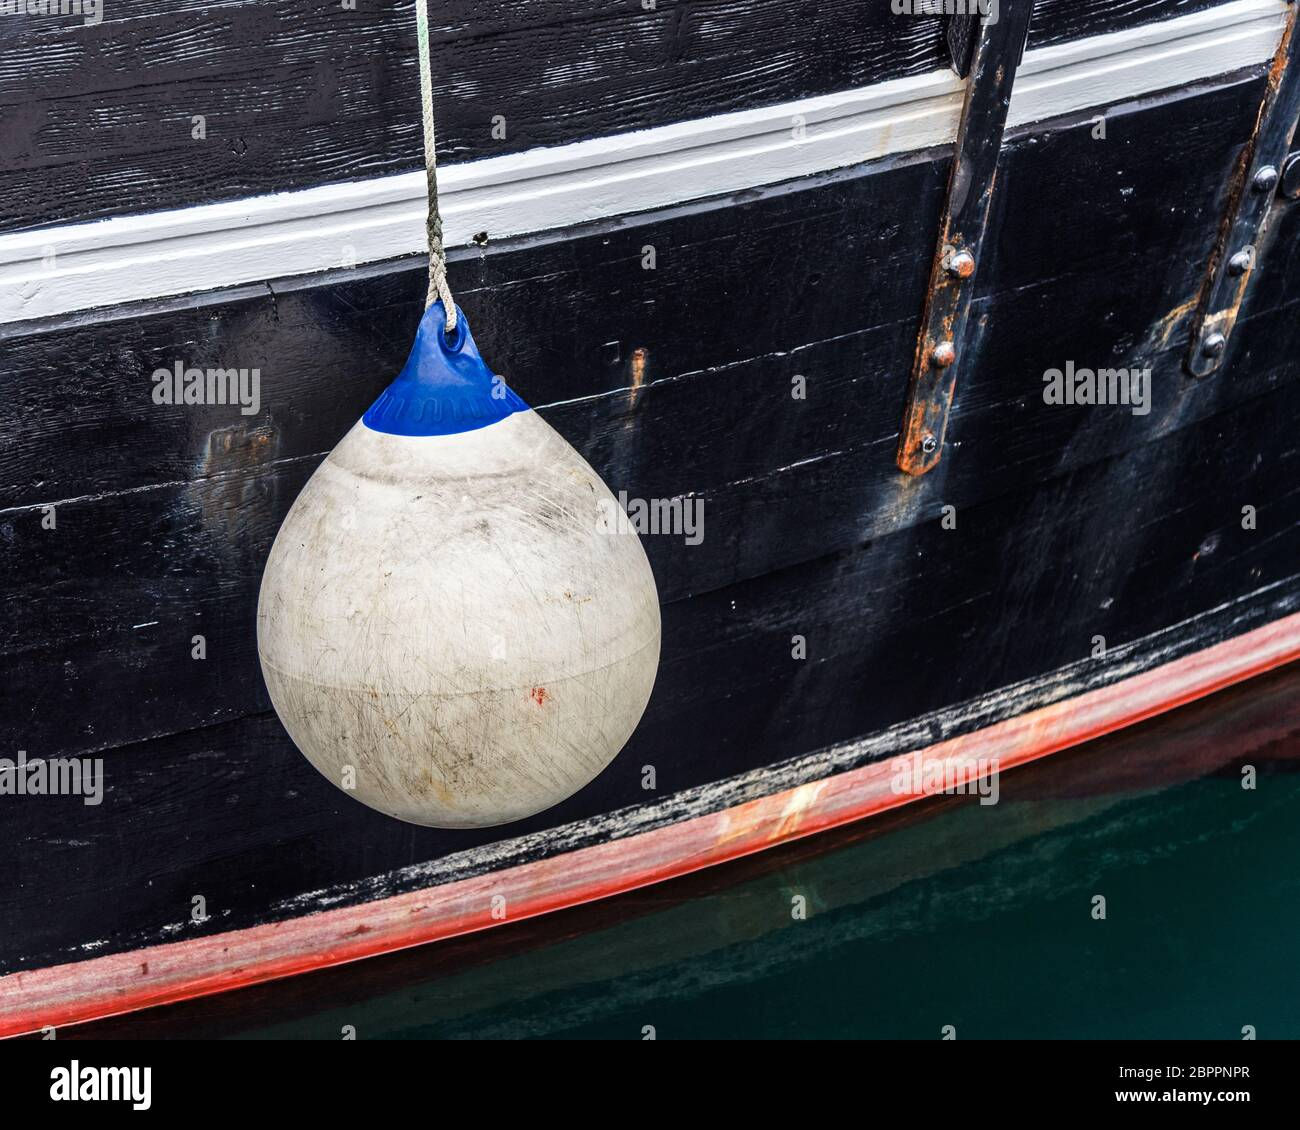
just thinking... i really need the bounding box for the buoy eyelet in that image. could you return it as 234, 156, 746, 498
439, 317, 467, 354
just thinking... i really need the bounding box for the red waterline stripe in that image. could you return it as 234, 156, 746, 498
3, 609, 1300, 1037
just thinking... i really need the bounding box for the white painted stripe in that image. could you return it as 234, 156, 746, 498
0, 0, 1285, 324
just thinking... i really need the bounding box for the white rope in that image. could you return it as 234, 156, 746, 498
416, 0, 457, 333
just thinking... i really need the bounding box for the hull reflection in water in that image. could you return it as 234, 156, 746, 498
63, 662, 1300, 1040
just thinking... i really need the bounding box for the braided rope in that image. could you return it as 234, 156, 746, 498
416, 0, 457, 332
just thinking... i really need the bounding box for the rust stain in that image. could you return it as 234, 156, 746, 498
772, 780, 830, 840
711, 796, 769, 851
530, 687, 548, 706
1269, 13, 1296, 89
429, 776, 455, 806
1150, 295, 1199, 351
629, 348, 648, 391
193, 424, 278, 534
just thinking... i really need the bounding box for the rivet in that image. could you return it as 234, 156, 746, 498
945, 250, 976, 279
931, 341, 957, 368
1228, 249, 1253, 276
1281, 152, 1300, 201
1252, 165, 1279, 194
1202, 332, 1227, 359
921, 433, 938, 455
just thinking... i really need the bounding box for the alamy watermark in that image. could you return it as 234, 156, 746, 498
50, 1061, 151, 1111
597, 491, 704, 545
1043, 361, 1151, 417
152, 361, 261, 416
1, 750, 104, 805
0, 0, 102, 24
891, 0, 999, 23
890, 751, 1000, 806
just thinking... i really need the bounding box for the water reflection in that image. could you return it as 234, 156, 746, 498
72, 662, 1300, 1040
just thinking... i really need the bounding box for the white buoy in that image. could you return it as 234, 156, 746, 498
257, 303, 661, 828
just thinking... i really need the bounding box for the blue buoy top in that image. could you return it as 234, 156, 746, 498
363, 302, 529, 436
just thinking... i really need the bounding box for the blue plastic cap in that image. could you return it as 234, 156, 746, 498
362, 302, 529, 436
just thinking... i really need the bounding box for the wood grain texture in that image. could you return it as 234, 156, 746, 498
0, 74, 1280, 761
0, 0, 1226, 232
3, 369, 1300, 974
2, 57, 1299, 988
5, 0, 1284, 325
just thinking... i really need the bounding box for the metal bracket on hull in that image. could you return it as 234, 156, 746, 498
1186, 3, 1300, 378
896, 5, 1035, 476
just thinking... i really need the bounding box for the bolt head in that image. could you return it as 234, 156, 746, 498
931, 341, 957, 368
946, 250, 976, 279
920, 433, 938, 455
1228, 249, 1253, 276
1202, 332, 1227, 359
1282, 152, 1300, 201
1252, 165, 1279, 193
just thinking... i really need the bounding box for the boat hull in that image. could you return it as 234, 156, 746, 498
3, 2, 1300, 1035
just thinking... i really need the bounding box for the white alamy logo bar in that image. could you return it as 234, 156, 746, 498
49, 1062, 151, 1111
151, 361, 261, 416
0, 750, 104, 805
0, 0, 102, 24
891, 0, 999, 23
890, 751, 1000, 805
1042, 361, 1152, 416
597, 491, 705, 545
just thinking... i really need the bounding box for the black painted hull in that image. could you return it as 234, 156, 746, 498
2, 1, 1299, 1027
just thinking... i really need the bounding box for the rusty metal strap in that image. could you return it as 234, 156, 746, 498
896, 3, 1035, 476
1186, 4, 1300, 378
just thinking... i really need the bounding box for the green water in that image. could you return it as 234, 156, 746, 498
81, 667, 1300, 1040
387, 776, 1300, 1041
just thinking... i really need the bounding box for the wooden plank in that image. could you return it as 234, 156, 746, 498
0, 0, 1231, 233
7, 360, 1300, 760
0, 0, 941, 234
3, 2, 1284, 322
3, 367, 1300, 977
2, 42, 1298, 996
0, 71, 1263, 506
2, 74, 1289, 762
0, 151, 946, 506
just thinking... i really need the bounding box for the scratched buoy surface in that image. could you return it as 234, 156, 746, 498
257, 303, 661, 828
